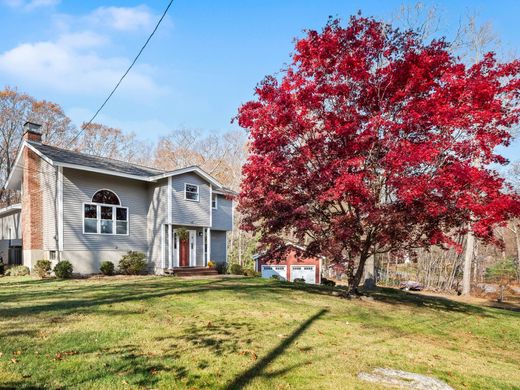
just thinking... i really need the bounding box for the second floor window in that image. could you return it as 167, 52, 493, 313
185, 183, 199, 201
212, 193, 218, 209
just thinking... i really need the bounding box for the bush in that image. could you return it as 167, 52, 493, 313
34, 260, 52, 278
293, 277, 306, 284
243, 268, 260, 277
207, 260, 215, 268
215, 262, 228, 275
119, 251, 147, 275
321, 277, 336, 287
6, 265, 30, 276
54, 261, 73, 279
229, 263, 244, 275
0, 261, 4, 276
271, 274, 281, 280
100, 261, 115, 276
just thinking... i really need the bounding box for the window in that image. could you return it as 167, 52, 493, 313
185, 183, 199, 201
212, 193, 218, 209
49, 251, 57, 261
83, 189, 128, 235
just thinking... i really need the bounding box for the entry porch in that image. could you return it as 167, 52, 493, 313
160, 225, 211, 270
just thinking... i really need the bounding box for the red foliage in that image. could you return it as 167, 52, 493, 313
237, 16, 520, 289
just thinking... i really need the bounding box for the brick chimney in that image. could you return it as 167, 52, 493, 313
23, 122, 42, 143
21, 121, 44, 268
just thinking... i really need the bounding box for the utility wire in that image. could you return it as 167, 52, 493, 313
70, 0, 174, 144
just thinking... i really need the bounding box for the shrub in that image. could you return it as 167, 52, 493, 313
0, 261, 4, 276
119, 251, 147, 275
293, 277, 306, 284
100, 261, 115, 276
271, 274, 281, 280
34, 260, 52, 278
54, 261, 73, 279
207, 260, 215, 268
321, 278, 336, 287
215, 262, 228, 275
229, 263, 244, 275
6, 265, 30, 276
243, 268, 260, 277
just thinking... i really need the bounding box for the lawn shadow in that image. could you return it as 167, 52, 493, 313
225, 308, 327, 389
367, 287, 502, 318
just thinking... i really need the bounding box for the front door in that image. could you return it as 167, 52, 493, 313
179, 237, 190, 267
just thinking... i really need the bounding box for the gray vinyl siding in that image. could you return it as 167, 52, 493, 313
210, 230, 227, 264
0, 210, 21, 241
212, 195, 232, 231
147, 180, 167, 269
171, 173, 210, 227
0, 210, 22, 263
62, 168, 148, 253
41, 161, 57, 250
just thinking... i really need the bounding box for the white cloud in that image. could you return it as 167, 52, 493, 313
87, 5, 154, 32
3, 0, 59, 11
0, 32, 165, 97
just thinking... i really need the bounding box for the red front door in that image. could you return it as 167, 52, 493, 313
179, 238, 190, 267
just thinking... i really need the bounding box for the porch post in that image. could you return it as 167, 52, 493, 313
168, 224, 173, 269
161, 224, 165, 269
207, 228, 211, 265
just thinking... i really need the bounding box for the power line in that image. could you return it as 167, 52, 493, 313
70, 0, 174, 144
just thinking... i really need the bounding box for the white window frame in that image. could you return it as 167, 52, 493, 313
82, 202, 129, 236
184, 183, 199, 202
212, 193, 218, 209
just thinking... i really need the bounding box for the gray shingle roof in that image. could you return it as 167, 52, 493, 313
28, 141, 164, 177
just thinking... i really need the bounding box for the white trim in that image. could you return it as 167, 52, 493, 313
57, 166, 63, 252
149, 166, 224, 188
168, 224, 173, 269
0, 203, 21, 217
25, 142, 54, 165
167, 177, 172, 224
189, 229, 196, 266
91, 188, 122, 205
161, 224, 166, 269
209, 184, 213, 227
206, 228, 211, 265
184, 183, 199, 202
55, 162, 152, 182
175, 229, 180, 266
261, 264, 287, 280
82, 202, 129, 236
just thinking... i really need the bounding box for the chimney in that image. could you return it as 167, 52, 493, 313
23, 122, 42, 143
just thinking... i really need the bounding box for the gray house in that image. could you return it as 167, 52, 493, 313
3, 123, 234, 274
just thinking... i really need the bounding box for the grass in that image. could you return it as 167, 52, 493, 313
0, 276, 519, 389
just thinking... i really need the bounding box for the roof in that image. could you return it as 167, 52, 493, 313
28, 142, 164, 177
4, 141, 231, 191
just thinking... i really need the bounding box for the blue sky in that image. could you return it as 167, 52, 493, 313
0, 0, 518, 165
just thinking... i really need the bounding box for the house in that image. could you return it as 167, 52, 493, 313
254, 243, 322, 284
2, 122, 234, 274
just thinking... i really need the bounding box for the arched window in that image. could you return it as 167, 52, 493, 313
84, 189, 128, 235
92, 189, 120, 205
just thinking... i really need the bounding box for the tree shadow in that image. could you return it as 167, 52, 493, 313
225, 308, 327, 389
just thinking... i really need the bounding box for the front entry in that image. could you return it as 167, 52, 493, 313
175, 229, 197, 267
179, 237, 190, 267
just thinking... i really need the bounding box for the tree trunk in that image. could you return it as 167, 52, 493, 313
514, 224, 520, 282
347, 255, 369, 294
362, 255, 376, 290
462, 229, 475, 295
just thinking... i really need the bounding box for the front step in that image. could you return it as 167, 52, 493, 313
165, 267, 219, 277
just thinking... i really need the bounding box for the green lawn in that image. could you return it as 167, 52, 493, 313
0, 276, 518, 389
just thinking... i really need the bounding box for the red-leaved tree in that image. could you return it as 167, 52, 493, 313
236, 16, 520, 292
